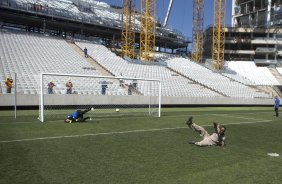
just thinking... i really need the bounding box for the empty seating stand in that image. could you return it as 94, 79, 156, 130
0, 31, 273, 99
166, 58, 271, 98
0, 31, 126, 95
226, 61, 280, 86
75, 41, 221, 97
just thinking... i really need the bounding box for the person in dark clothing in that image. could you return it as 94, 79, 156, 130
84, 47, 88, 58
101, 80, 108, 95
119, 73, 124, 87
64, 109, 91, 123
128, 83, 133, 95
132, 77, 137, 89
47, 80, 55, 94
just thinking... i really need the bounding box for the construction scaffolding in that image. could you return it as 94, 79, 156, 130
191, 0, 204, 63
212, 0, 226, 70
139, 0, 156, 61
121, 0, 136, 60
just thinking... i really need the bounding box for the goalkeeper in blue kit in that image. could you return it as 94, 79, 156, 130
64, 109, 91, 123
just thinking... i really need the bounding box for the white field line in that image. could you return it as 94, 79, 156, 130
208, 114, 264, 121
0, 119, 272, 144
0, 111, 274, 125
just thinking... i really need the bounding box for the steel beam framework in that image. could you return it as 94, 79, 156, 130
122, 0, 136, 59
212, 0, 226, 70
140, 0, 156, 61
192, 0, 204, 63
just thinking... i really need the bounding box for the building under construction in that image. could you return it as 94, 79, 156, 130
204, 0, 282, 66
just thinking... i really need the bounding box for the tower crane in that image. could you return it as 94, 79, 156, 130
191, 0, 204, 63
121, 0, 136, 59
139, 0, 156, 61
212, 0, 226, 70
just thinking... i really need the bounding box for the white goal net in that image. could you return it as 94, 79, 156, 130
39, 73, 161, 122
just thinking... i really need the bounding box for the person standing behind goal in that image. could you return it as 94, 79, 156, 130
66, 79, 73, 94
5, 77, 13, 93
47, 80, 55, 94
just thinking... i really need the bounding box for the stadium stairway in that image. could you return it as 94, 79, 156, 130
269, 68, 282, 84
273, 86, 282, 98
69, 40, 141, 96
222, 71, 280, 98
255, 86, 281, 98
267, 68, 282, 98
68, 40, 114, 77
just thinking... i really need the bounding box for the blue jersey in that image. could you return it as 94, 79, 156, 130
68, 111, 80, 119
275, 98, 280, 109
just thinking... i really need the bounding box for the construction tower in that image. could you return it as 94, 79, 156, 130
192, 0, 204, 63
212, 0, 226, 70
139, 0, 156, 61
122, 0, 136, 60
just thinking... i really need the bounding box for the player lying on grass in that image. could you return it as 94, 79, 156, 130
64, 109, 91, 123
186, 116, 226, 147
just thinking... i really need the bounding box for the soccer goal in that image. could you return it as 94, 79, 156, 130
39, 73, 161, 122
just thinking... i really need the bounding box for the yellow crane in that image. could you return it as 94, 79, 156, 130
192, 0, 204, 63
139, 0, 156, 61
212, 0, 226, 70
121, 0, 136, 60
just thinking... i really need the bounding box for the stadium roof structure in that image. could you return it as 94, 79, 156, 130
0, 0, 190, 49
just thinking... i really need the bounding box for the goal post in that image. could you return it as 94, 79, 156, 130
39, 73, 161, 122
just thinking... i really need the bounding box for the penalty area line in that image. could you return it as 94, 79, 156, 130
0, 119, 272, 144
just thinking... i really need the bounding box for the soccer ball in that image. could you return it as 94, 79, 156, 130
91, 107, 94, 111
116, 108, 120, 112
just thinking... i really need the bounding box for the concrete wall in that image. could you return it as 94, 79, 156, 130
0, 94, 274, 106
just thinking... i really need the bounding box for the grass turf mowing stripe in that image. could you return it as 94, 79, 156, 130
0, 119, 271, 144
0, 111, 273, 125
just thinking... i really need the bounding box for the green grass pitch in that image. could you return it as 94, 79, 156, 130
1, 107, 282, 184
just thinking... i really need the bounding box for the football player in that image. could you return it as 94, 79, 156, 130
186, 116, 226, 147
64, 109, 91, 123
